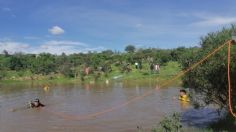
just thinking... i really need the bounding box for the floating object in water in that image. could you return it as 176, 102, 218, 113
9, 108, 16, 112
105, 79, 109, 84
181, 108, 225, 127
89, 81, 95, 84
43, 85, 49, 91
112, 75, 123, 79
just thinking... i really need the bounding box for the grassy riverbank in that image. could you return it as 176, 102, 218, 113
0, 61, 182, 86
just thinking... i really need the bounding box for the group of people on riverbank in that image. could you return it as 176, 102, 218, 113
150, 63, 160, 73
82, 62, 161, 76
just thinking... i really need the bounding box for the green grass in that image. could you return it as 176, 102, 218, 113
110, 61, 181, 79
0, 61, 182, 86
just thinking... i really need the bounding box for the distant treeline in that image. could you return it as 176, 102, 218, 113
0, 45, 199, 79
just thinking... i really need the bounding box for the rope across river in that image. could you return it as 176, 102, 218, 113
43, 40, 236, 120
227, 40, 236, 118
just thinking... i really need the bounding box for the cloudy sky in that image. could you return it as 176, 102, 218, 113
0, 0, 236, 54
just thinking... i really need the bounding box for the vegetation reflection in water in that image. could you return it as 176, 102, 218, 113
0, 80, 226, 132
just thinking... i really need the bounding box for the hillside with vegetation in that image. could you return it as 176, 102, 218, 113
0, 45, 199, 83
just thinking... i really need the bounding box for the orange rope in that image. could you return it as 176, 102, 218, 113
227, 41, 236, 118
160, 40, 229, 88
44, 40, 232, 120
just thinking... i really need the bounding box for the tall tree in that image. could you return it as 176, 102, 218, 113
125, 45, 136, 53
181, 25, 236, 108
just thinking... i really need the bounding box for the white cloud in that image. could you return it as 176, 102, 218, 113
193, 16, 236, 27
35, 40, 104, 54
0, 40, 105, 55
48, 26, 65, 35
24, 36, 40, 40
135, 23, 143, 28
82, 46, 105, 53
41, 40, 88, 47
1, 7, 11, 12
1, 7, 16, 18
188, 12, 236, 27
0, 41, 30, 53
35, 40, 89, 54
0, 37, 11, 41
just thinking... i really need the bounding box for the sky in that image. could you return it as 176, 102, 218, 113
0, 0, 236, 54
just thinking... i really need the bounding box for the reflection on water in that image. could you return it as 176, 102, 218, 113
181, 108, 224, 128
180, 101, 191, 110
0, 81, 219, 132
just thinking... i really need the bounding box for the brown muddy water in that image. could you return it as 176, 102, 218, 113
0, 81, 220, 132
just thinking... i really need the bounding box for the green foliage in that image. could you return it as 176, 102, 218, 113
152, 113, 182, 132
0, 44, 196, 82
125, 45, 136, 53
150, 113, 216, 132
180, 25, 236, 108
0, 69, 7, 80
33, 53, 56, 75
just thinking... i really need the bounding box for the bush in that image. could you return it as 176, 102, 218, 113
152, 113, 182, 132
181, 25, 236, 108
0, 70, 7, 80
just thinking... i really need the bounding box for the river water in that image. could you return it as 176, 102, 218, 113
0, 81, 222, 132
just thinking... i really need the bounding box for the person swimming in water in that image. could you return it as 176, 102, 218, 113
10, 98, 45, 112
179, 89, 190, 102
28, 98, 45, 108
